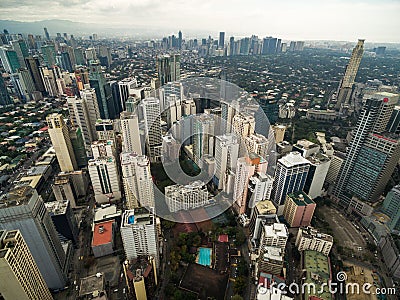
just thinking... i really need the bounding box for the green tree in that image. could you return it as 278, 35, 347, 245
233, 276, 247, 295
232, 295, 244, 300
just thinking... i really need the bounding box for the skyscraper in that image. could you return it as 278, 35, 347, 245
41, 44, 56, 67
142, 98, 162, 162
120, 111, 142, 155
10, 40, 28, 69
233, 154, 268, 215
118, 77, 138, 111
271, 151, 310, 215
156, 54, 180, 86
47, 113, 78, 172
121, 208, 159, 266
0, 230, 53, 300
332, 92, 400, 215
0, 186, 67, 289
43, 27, 50, 40
0, 47, 20, 73
89, 60, 111, 119
335, 39, 365, 110
219, 32, 225, 49
121, 153, 154, 209
214, 134, 239, 189
178, 30, 182, 49
88, 156, 121, 203
193, 114, 215, 167
25, 56, 45, 92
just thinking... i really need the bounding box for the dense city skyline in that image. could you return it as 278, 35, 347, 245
1, 0, 400, 42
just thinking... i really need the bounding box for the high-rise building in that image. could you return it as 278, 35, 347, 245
0, 75, 11, 106
233, 154, 268, 215
0, 186, 67, 289
121, 208, 159, 266
165, 181, 209, 213
121, 153, 154, 209
232, 112, 255, 155
382, 185, 400, 233
303, 153, 331, 199
118, 78, 138, 111
387, 106, 400, 135
41, 44, 56, 67
0, 230, 53, 300
89, 60, 111, 119
67, 95, 96, 154
47, 113, 78, 172
43, 27, 50, 40
193, 114, 215, 167
335, 39, 365, 110
332, 92, 400, 216
120, 111, 142, 155
271, 152, 310, 214
283, 191, 316, 228
80, 88, 101, 133
10, 40, 28, 68
45, 200, 79, 245
214, 134, 239, 189
156, 54, 180, 86
244, 133, 270, 159
40, 66, 58, 97
142, 98, 162, 161
295, 227, 333, 256
25, 56, 45, 92
0, 47, 20, 73
95, 119, 115, 141
247, 172, 274, 210
88, 156, 121, 203
219, 32, 225, 49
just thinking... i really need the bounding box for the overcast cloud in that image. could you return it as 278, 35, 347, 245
0, 0, 399, 42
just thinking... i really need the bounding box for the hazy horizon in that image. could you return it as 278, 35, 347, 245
0, 0, 399, 43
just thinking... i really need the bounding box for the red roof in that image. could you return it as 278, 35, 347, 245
218, 234, 229, 243
92, 220, 114, 246
39, 126, 48, 132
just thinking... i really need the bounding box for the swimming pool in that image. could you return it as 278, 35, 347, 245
198, 247, 212, 266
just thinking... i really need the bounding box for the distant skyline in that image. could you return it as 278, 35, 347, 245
1, 0, 400, 43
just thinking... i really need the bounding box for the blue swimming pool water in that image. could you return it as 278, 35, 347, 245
198, 247, 212, 266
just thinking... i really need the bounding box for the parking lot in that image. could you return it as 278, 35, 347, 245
318, 206, 366, 252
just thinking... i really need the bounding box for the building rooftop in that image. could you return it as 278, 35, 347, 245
262, 246, 283, 261
307, 153, 330, 165
0, 184, 36, 208
264, 223, 288, 239
92, 220, 114, 246
287, 191, 315, 206
255, 200, 277, 215
121, 208, 154, 227
45, 200, 69, 216
299, 226, 333, 243
303, 250, 332, 300
295, 139, 319, 150
79, 273, 106, 298
279, 151, 310, 167
94, 205, 121, 222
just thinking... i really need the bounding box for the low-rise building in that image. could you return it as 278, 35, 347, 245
257, 246, 284, 276
91, 220, 115, 258
301, 250, 332, 300
295, 227, 333, 256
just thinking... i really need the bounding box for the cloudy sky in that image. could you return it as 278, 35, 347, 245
1, 0, 399, 42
